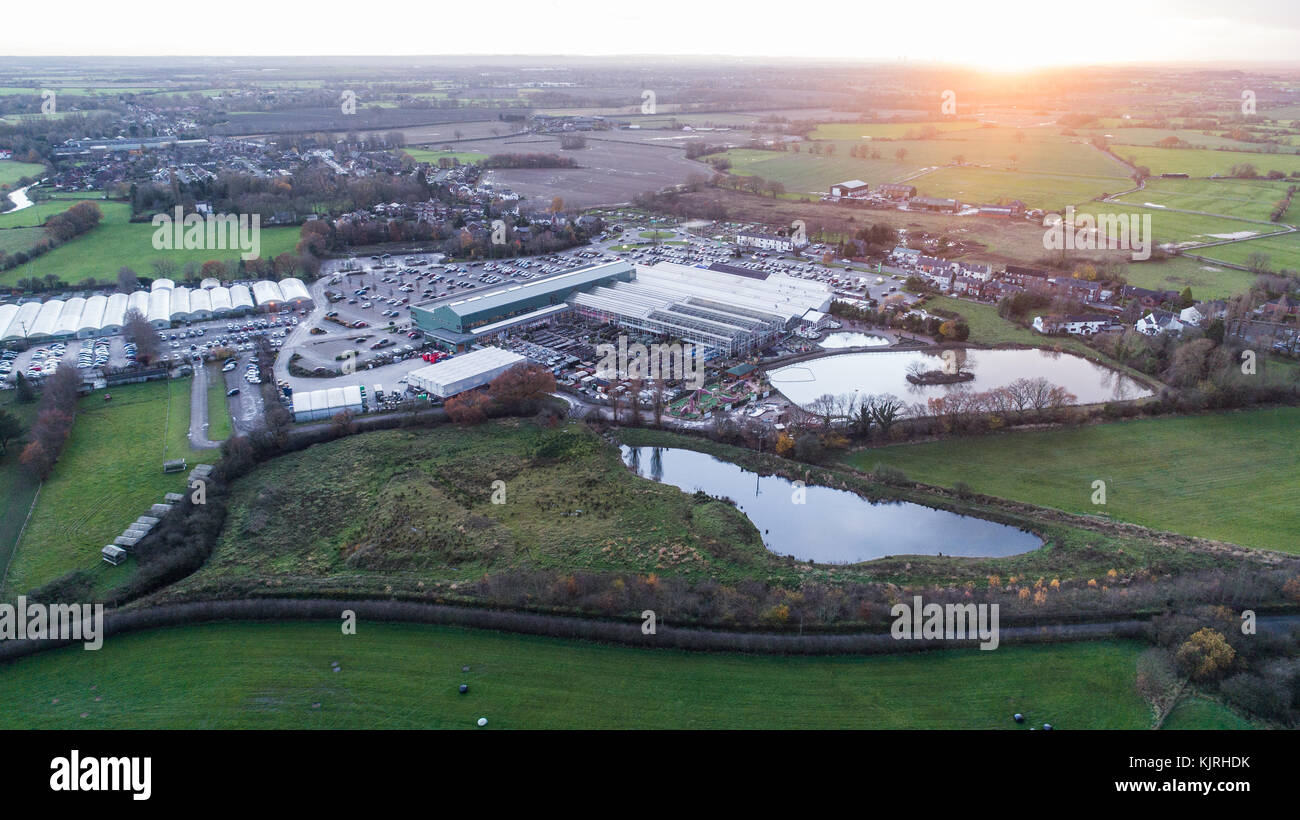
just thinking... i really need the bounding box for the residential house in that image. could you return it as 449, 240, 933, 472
1135, 309, 1185, 335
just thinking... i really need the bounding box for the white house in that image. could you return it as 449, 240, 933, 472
1135, 309, 1185, 335
737, 231, 800, 252
1033, 314, 1118, 336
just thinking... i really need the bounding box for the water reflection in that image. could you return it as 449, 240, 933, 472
770, 348, 1150, 410
621, 445, 1042, 563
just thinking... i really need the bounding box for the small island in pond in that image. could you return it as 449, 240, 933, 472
906, 369, 976, 385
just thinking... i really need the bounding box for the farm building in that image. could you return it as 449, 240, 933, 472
908, 196, 961, 213
407, 347, 528, 398
829, 179, 870, 199
290, 385, 364, 421
877, 183, 918, 200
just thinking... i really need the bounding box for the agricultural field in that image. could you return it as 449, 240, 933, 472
844, 407, 1300, 552
1115, 177, 1298, 223
1082, 126, 1295, 152
718, 126, 1130, 208
0, 160, 46, 188
1075, 201, 1284, 247
1121, 256, 1256, 301
398, 148, 488, 165
0, 201, 300, 288
916, 166, 1130, 210
0, 622, 1172, 730
0, 192, 112, 229
810, 121, 986, 140
1113, 145, 1300, 177
1195, 230, 1300, 273
0, 226, 44, 256
1, 379, 219, 599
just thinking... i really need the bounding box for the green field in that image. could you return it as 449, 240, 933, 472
917, 166, 1130, 210
717, 126, 1130, 208
810, 121, 986, 140
0, 621, 1165, 729
173, 422, 769, 599
205, 366, 233, 442
1115, 177, 1298, 223
0, 202, 300, 288
1161, 696, 1258, 730
0, 394, 39, 587
845, 407, 1300, 552
0, 160, 46, 189
1116, 145, 1300, 178
1196, 230, 1300, 273
401, 148, 488, 165
1121, 256, 1256, 301
0, 226, 44, 256
0, 193, 110, 229
1074, 201, 1284, 248
1, 379, 219, 599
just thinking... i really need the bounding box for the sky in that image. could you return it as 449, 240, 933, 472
3, 0, 1299, 69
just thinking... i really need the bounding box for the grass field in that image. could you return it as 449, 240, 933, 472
0, 201, 300, 288
1115, 145, 1300, 178
1, 379, 219, 599
810, 121, 987, 140
844, 407, 1300, 552
401, 148, 488, 165
716, 126, 1130, 209
0, 160, 46, 189
1121, 256, 1257, 301
0, 193, 110, 229
1114, 177, 1297, 223
1162, 696, 1258, 730
917, 166, 1130, 210
205, 365, 233, 442
1074, 201, 1284, 247
0, 394, 39, 588
0, 621, 1167, 729
0, 225, 44, 256
1195, 230, 1300, 273
175, 422, 769, 598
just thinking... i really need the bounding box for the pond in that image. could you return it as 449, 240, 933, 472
768, 348, 1150, 410
621, 445, 1042, 563
818, 332, 890, 349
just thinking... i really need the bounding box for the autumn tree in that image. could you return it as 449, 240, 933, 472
487, 363, 556, 412
445, 390, 492, 424
1175, 627, 1236, 680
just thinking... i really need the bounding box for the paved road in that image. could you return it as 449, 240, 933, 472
188, 363, 221, 449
